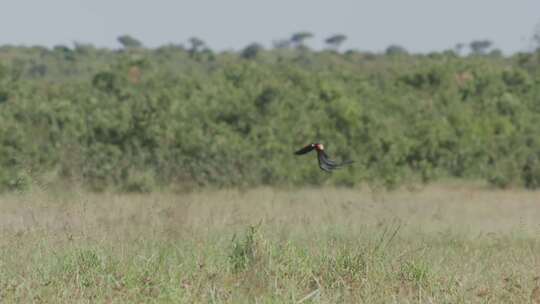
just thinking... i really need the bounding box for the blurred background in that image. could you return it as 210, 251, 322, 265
1, 0, 540, 192
3, 0, 540, 53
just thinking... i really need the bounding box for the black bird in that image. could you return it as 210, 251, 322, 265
294, 143, 353, 172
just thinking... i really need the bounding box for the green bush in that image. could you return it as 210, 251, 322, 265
1, 45, 540, 191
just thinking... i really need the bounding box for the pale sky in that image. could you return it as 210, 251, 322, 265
1, 0, 539, 54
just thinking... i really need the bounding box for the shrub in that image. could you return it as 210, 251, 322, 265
0, 45, 539, 191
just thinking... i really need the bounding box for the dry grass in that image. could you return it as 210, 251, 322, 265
1, 183, 540, 303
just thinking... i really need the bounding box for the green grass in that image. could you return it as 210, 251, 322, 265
1, 184, 540, 303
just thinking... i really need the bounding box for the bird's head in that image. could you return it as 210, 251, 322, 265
314, 143, 324, 151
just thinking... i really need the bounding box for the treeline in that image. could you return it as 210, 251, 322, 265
1, 40, 540, 192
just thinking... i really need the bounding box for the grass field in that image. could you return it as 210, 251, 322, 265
1, 183, 540, 303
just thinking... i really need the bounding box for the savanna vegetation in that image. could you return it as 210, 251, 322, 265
1, 186, 540, 303
2, 33, 540, 303
1, 33, 540, 192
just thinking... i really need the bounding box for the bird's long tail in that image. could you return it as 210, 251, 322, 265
318, 151, 354, 172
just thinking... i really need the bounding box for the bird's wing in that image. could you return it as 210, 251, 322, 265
294, 144, 315, 155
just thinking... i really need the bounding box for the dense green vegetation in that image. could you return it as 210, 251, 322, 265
1, 39, 540, 192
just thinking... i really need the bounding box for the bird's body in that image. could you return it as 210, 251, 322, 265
294, 143, 353, 172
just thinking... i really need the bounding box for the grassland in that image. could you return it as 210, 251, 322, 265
1, 184, 540, 303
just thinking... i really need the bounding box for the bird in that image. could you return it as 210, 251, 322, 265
294, 143, 353, 172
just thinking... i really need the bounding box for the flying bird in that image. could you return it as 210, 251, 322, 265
294, 143, 353, 172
